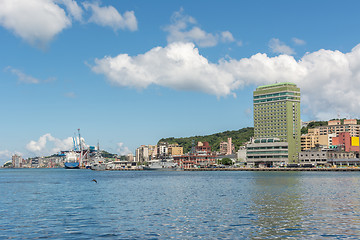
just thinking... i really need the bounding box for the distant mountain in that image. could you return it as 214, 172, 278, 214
158, 127, 254, 153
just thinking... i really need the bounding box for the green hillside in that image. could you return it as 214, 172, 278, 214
301, 120, 328, 134
158, 127, 254, 153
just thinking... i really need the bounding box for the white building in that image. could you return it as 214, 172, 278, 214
12, 154, 22, 168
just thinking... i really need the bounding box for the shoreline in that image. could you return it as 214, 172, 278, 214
106, 167, 360, 171
183, 167, 360, 171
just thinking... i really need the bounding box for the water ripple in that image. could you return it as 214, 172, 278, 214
1, 169, 360, 239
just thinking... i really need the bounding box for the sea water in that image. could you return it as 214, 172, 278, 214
1, 169, 360, 239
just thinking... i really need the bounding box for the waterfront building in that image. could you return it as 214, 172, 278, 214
31, 158, 39, 168
195, 142, 211, 153
253, 82, 301, 163
318, 133, 337, 148
246, 138, 288, 167
127, 153, 134, 162
168, 144, 183, 156
219, 138, 234, 155
219, 141, 227, 155
173, 141, 216, 168
318, 119, 360, 137
237, 146, 247, 163
298, 150, 328, 166
301, 128, 320, 150
173, 152, 216, 169
12, 154, 22, 168
332, 132, 359, 152
157, 142, 168, 157
147, 145, 157, 159
299, 150, 359, 167
135, 145, 149, 162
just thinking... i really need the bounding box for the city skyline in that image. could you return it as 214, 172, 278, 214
1, 0, 360, 164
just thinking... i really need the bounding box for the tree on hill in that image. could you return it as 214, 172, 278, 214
158, 127, 254, 153
301, 121, 328, 134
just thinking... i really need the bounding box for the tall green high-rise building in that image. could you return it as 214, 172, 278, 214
253, 83, 301, 163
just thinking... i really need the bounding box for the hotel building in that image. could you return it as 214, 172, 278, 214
252, 82, 301, 164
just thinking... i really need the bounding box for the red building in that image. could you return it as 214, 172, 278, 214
195, 142, 211, 153
173, 141, 216, 168
173, 152, 216, 169
332, 132, 359, 152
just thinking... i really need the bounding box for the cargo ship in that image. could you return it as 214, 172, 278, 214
64, 151, 80, 169
63, 129, 87, 169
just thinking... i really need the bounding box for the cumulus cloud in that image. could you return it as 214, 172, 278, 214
164, 8, 234, 48
116, 142, 132, 155
91, 42, 360, 119
292, 37, 306, 46
269, 38, 295, 55
92, 42, 237, 97
0, 0, 71, 47
83, 2, 137, 31
26, 134, 74, 156
0, 0, 137, 47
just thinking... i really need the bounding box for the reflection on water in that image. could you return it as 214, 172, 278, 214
249, 172, 305, 239
249, 172, 360, 239
1, 169, 360, 239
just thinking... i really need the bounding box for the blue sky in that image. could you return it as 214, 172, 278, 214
1, 0, 360, 164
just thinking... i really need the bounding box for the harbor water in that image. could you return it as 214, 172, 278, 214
1, 169, 360, 239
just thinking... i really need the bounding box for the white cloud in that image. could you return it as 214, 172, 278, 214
83, 2, 137, 31
292, 37, 306, 45
56, 0, 83, 21
221, 31, 235, 43
269, 38, 295, 55
5, 67, 40, 84
91, 42, 360, 119
26, 134, 74, 156
164, 9, 234, 48
0, 0, 71, 47
0, 0, 137, 47
116, 142, 132, 155
92, 42, 237, 97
